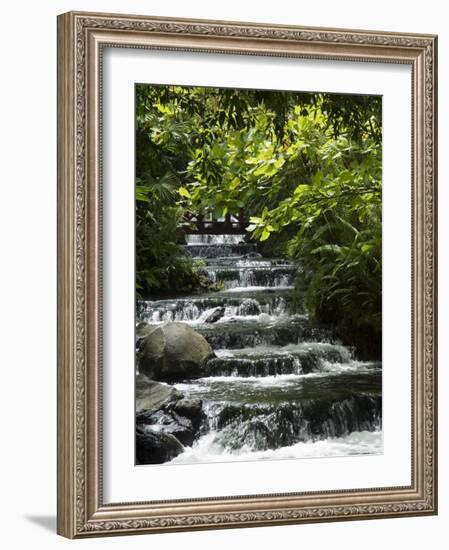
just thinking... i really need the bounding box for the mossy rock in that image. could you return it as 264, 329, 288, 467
139, 322, 215, 382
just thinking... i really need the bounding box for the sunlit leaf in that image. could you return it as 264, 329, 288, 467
178, 186, 191, 199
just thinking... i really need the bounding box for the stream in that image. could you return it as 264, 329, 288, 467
137, 234, 382, 464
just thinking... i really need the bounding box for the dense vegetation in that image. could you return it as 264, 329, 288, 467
136, 85, 382, 358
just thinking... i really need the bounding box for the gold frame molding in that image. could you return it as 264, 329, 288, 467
57, 11, 438, 539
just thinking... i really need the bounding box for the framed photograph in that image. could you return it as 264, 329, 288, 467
57, 11, 438, 538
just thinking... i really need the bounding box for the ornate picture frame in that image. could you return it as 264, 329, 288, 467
57, 11, 437, 538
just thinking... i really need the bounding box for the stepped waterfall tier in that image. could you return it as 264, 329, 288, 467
136, 234, 382, 465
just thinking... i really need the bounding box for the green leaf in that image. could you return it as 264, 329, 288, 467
311, 244, 343, 255
293, 184, 309, 197
178, 186, 191, 199
135, 185, 150, 202
312, 171, 323, 186
260, 228, 271, 241
229, 177, 240, 191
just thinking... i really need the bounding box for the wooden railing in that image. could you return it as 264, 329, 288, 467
184, 211, 248, 234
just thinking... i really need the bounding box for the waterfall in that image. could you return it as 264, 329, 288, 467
137, 234, 382, 464
138, 291, 293, 324
200, 394, 382, 452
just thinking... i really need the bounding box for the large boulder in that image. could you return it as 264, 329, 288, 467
135, 374, 182, 412
136, 426, 184, 464
138, 322, 215, 381
136, 322, 153, 339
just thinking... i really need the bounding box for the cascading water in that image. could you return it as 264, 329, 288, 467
137, 234, 382, 464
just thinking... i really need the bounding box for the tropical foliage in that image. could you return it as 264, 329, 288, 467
136, 84, 382, 357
